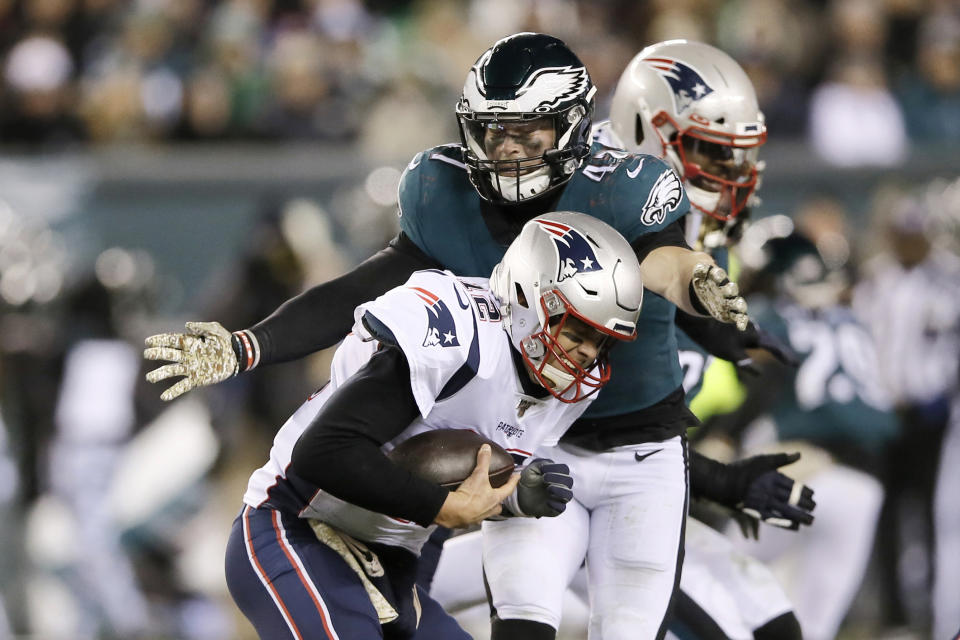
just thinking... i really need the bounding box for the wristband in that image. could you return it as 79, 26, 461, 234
232, 329, 260, 372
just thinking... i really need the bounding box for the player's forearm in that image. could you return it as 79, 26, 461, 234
640, 246, 716, 315
290, 346, 448, 526
246, 234, 441, 368
688, 450, 738, 505
675, 310, 748, 363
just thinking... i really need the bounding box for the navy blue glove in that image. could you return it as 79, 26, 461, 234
512, 458, 574, 518
734, 453, 816, 531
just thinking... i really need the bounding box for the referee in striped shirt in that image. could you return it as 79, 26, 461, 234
854, 195, 960, 635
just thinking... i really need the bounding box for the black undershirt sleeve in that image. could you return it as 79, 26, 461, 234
688, 449, 740, 505
289, 344, 449, 527
629, 219, 690, 263
675, 310, 751, 363
247, 233, 442, 367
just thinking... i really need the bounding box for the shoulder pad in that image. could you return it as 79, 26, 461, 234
402, 144, 467, 180
589, 120, 622, 149
398, 145, 469, 246
353, 270, 480, 417
609, 154, 689, 236
425, 144, 468, 170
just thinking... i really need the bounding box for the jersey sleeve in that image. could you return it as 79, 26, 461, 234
397, 151, 428, 253
352, 270, 478, 418
610, 154, 690, 241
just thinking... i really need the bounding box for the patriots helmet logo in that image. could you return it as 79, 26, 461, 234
645, 57, 714, 114
535, 218, 602, 282
410, 287, 460, 348
641, 170, 683, 226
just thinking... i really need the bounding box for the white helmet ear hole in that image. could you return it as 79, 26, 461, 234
514, 282, 528, 308
634, 113, 645, 146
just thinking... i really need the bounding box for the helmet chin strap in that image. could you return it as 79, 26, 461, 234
685, 181, 723, 218
491, 166, 552, 202
540, 361, 576, 391
684, 210, 704, 248
522, 335, 578, 394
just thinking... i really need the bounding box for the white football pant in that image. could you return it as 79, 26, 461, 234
482, 436, 687, 640
934, 398, 960, 640
433, 516, 792, 640
728, 462, 883, 640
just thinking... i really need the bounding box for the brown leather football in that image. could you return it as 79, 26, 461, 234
386, 429, 516, 490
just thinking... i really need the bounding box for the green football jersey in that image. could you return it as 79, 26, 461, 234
398, 143, 689, 418
749, 297, 898, 452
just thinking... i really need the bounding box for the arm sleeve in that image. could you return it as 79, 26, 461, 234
289, 344, 450, 527
675, 311, 753, 363
629, 220, 690, 263
247, 233, 442, 366
689, 449, 739, 504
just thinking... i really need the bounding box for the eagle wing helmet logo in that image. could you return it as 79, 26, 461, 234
641, 170, 683, 226
410, 287, 461, 348
535, 218, 603, 282
644, 57, 714, 114
514, 66, 590, 112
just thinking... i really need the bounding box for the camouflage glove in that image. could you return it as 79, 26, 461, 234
690, 263, 749, 331
144, 321, 239, 401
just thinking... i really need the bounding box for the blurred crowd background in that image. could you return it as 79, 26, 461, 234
2, 0, 960, 152
0, 0, 958, 638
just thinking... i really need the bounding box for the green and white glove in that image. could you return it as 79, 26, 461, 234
144, 321, 240, 401
690, 263, 749, 331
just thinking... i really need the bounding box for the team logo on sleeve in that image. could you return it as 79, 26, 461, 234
535, 218, 602, 281
645, 57, 714, 114
641, 170, 683, 226
410, 287, 460, 348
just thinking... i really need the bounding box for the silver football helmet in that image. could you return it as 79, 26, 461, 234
609, 40, 766, 230
489, 211, 643, 402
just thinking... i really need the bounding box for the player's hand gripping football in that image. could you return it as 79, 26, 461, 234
143, 321, 239, 401
732, 452, 816, 535
507, 458, 574, 518
435, 445, 521, 529
691, 263, 749, 331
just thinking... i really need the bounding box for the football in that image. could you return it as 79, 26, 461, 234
387, 429, 516, 490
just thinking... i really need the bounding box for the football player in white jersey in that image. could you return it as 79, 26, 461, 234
222, 211, 644, 640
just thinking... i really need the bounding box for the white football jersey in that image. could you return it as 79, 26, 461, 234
590, 119, 620, 149
243, 269, 594, 554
